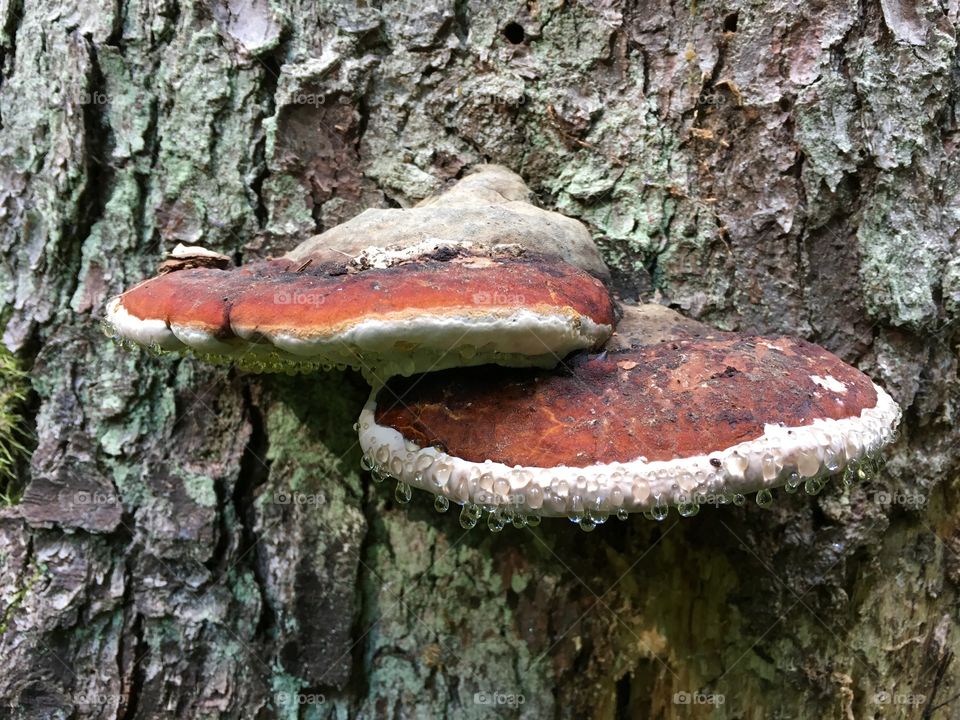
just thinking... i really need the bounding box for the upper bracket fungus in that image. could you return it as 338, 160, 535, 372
286, 164, 611, 280
357, 305, 902, 531
104, 167, 616, 380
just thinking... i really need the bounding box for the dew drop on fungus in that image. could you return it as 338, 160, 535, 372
360, 455, 374, 472
651, 496, 669, 521
459, 504, 478, 529
617, 507, 630, 521
785, 470, 802, 493
761, 454, 780, 482
435, 463, 453, 485
579, 516, 597, 532
488, 509, 506, 533
434, 495, 450, 513
526, 514, 541, 527
389, 457, 404, 476
395, 481, 412, 504
732, 493, 746, 506
371, 466, 388, 484
804, 477, 824, 495
843, 459, 859, 487
756, 488, 773, 507
824, 447, 842, 473
678, 501, 700, 517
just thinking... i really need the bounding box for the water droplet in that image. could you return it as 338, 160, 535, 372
756, 488, 773, 507
389, 457, 404, 477
352, 422, 360, 432
609, 486, 624, 508
435, 463, 453, 485
579, 517, 597, 532
459, 505, 478, 529
651, 496, 669, 521
761, 454, 781, 481
804, 477, 824, 495
824, 447, 842, 473
724, 452, 748, 479
526, 484, 544, 510
487, 509, 505, 533
360, 455, 374, 472
843, 459, 859, 486
526, 514, 541, 527
797, 448, 821, 478
434, 495, 449, 513
785, 470, 802, 493
551, 479, 570, 501
512, 514, 527, 529
616, 507, 629, 521
395, 481, 412, 504
371, 466, 388, 484
415, 455, 435, 472
375, 445, 391, 465
677, 501, 700, 517
732, 493, 746, 506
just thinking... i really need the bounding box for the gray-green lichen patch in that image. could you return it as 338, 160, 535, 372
857, 180, 951, 328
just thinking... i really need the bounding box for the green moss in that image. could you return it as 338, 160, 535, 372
0, 346, 30, 506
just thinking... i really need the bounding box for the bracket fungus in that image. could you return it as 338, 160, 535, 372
103, 164, 902, 533
357, 305, 902, 531
104, 166, 616, 379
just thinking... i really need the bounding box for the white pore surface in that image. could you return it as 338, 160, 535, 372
105, 295, 612, 378
357, 384, 902, 518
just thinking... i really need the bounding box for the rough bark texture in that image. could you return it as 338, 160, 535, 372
1, 0, 959, 718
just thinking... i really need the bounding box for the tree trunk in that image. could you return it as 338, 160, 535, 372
2, 0, 959, 718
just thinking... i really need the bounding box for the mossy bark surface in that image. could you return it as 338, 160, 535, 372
1, 0, 959, 718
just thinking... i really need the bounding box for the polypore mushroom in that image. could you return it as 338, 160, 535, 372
356, 305, 901, 531
104, 166, 616, 379
287, 164, 610, 280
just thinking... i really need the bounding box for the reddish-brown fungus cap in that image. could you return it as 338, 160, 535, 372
105, 248, 616, 378
357, 308, 901, 520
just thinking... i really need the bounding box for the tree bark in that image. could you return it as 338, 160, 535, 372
1, 0, 959, 718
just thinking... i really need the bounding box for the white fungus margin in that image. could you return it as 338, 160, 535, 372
357, 383, 902, 521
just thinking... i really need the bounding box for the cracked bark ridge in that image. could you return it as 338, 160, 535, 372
1, 0, 958, 718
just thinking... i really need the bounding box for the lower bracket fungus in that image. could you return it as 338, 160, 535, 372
356, 307, 901, 531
